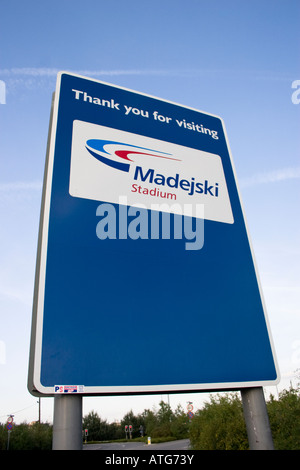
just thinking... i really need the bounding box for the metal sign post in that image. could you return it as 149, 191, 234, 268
52, 394, 82, 450
241, 387, 274, 450
6, 416, 14, 450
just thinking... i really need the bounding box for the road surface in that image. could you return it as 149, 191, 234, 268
83, 438, 191, 451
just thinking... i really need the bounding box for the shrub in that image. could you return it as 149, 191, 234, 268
189, 393, 248, 450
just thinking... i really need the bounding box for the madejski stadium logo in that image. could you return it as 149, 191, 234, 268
85, 139, 180, 172
69, 121, 234, 225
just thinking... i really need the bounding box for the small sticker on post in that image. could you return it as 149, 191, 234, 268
54, 385, 84, 393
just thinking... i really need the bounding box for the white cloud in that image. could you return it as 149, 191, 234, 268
239, 166, 300, 188
0, 181, 42, 191
0, 67, 293, 81
0, 67, 60, 77
0, 181, 43, 206
0, 67, 191, 78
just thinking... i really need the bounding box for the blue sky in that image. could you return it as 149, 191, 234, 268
0, 0, 299, 424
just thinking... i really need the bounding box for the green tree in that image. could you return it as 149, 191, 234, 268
139, 402, 189, 440
121, 410, 145, 439
170, 404, 189, 439
155, 401, 173, 437
83, 410, 115, 441
0, 422, 52, 450
267, 387, 300, 450
189, 393, 248, 450
142, 408, 158, 437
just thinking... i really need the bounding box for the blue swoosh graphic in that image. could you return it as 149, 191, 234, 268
86, 139, 173, 173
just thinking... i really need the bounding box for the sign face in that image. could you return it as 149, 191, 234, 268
28, 72, 279, 396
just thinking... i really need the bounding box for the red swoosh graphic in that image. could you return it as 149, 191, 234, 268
114, 150, 181, 162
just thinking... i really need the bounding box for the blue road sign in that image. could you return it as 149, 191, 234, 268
28, 72, 279, 396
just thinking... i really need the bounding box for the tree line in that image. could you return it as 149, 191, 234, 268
189, 386, 300, 450
0, 386, 299, 450
82, 400, 189, 443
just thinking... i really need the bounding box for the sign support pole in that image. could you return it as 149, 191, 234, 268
7, 431, 11, 450
241, 387, 274, 450
52, 394, 83, 450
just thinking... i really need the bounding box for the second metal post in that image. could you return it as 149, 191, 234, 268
241, 386, 274, 450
